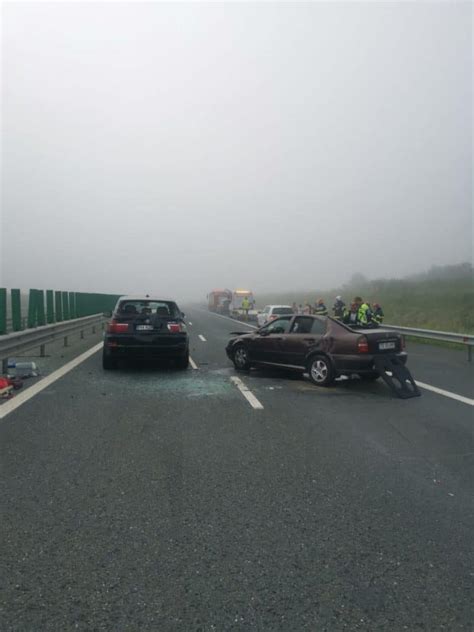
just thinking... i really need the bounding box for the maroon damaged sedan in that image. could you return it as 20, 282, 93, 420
225, 315, 407, 386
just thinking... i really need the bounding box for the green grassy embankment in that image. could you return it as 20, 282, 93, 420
257, 274, 474, 334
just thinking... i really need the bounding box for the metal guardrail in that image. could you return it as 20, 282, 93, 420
0, 313, 104, 371
382, 324, 473, 361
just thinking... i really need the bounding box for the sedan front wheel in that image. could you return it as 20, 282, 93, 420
233, 345, 251, 371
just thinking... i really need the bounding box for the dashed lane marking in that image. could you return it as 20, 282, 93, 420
195, 309, 257, 329
0, 342, 103, 421
198, 335, 207, 342
230, 376, 264, 410
189, 356, 198, 370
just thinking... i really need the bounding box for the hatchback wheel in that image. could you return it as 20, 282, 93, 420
102, 350, 117, 370
177, 352, 189, 370
308, 355, 334, 386
233, 345, 251, 371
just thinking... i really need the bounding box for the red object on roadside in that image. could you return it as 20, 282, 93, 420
0, 378, 10, 390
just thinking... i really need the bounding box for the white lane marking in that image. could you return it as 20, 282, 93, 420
189, 356, 198, 370
195, 308, 257, 329
230, 376, 264, 410
198, 334, 207, 342
188, 322, 193, 326
0, 342, 103, 421
414, 381, 474, 407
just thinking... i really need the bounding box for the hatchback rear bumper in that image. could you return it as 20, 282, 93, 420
104, 337, 188, 358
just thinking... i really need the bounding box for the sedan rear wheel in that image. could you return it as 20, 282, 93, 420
308, 355, 334, 387
233, 345, 251, 371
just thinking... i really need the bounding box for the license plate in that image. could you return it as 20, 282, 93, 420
379, 341, 396, 350
136, 324, 154, 331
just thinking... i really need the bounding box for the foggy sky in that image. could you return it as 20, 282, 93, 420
1, 2, 472, 300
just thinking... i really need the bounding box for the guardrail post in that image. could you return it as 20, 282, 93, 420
0, 288, 6, 335
468, 346, 472, 363
2, 358, 8, 375
55, 291, 63, 322
64, 335, 69, 347
40, 344, 46, 357
11, 289, 23, 331
92, 325, 96, 334
46, 290, 55, 324
80, 330, 84, 339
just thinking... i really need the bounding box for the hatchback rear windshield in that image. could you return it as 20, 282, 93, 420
117, 300, 180, 318
273, 307, 293, 315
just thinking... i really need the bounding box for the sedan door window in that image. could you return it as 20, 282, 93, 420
291, 317, 314, 334
261, 317, 292, 334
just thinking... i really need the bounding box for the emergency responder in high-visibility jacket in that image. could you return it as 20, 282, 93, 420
332, 296, 345, 319
241, 296, 250, 321
355, 297, 372, 326
372, 303, 384, 325
314, 298, 328, 316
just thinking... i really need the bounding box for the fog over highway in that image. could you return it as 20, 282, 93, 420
1, 2, 472, 297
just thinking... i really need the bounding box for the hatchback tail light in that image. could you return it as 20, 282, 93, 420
107, 321, 129, 334
357, 336, 369, 353
167, 322, 184, 333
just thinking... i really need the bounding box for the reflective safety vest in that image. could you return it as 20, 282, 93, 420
315, 304, 328, 316
358, 303, 372, 325
333, 301, 345, 319
372, 307, 384, 324
343, 309, 358, 324
242, 298, 250, 310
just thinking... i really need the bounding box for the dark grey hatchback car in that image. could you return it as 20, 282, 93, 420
102, 296, 189, 369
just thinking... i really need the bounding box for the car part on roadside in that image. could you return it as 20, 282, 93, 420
373, 355, 421, 399
0, 377, 13, 399
8, 361, 39, 378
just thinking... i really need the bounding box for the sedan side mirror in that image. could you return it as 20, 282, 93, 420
181, 312, 185, 319
259, 329, 269, 336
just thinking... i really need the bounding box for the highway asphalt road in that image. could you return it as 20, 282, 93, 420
1, 307, 473, 631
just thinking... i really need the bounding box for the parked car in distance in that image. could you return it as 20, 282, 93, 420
103, 295, 189, 370
257, 305, 294, 328
226, 315, 407, 386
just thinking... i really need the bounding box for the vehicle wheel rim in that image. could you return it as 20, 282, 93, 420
235, 348, 247, 367
311, 359, 328, 383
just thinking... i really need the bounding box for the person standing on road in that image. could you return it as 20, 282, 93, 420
303, 301, 312, 315
343, 302, 359, 325
292, 302, 298, 314
354, 297, 372, 326
314, 298, 328, 316
332, 296, 345, 319
372, 303, 384, 325
241, 296, 250, 321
